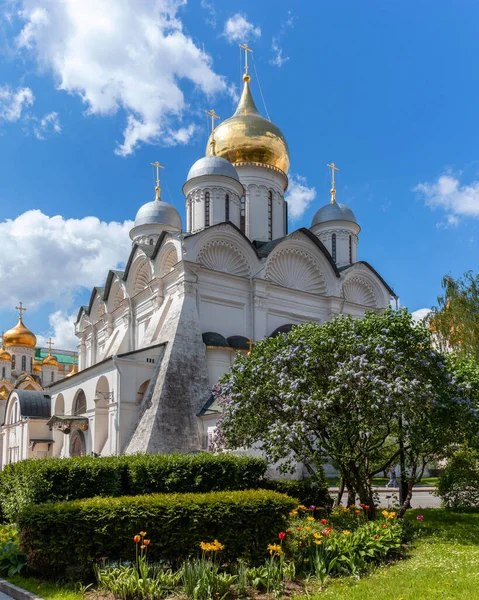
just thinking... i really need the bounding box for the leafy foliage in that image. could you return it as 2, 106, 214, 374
262, 477, 332, 510
215, 309, 479, 515
0, 525, 25, 577
436, 447, 479, 509
0, 453, 267, 523
17, 489, 296, 579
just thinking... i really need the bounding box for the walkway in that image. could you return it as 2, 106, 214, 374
330, 486, 441, 508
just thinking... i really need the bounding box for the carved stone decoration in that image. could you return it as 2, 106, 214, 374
342, 277, 376, 307
113, 286, 125, 310
198, 241, 250, 277
266, 249, 327, 295
163, 247, 179, 275
134, 263, 151, 295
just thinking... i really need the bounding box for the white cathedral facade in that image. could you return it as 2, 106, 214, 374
1, 70, 395, 465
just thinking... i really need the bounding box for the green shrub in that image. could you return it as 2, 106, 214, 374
0, 453, 267, 523
436, 447, 479, 509
18, 490, 296, 579
261, 477, 332, 509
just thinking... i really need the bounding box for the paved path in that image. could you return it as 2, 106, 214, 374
329, 487, 441, 509
0, 593, 14, 600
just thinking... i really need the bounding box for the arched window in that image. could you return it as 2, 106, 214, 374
188, 200, 193, 232
205, 192, 210, 227
225, 194, 230, 222
149, 238, 154, 245
11, 356, 15, 370
268, 191, 273, 240
73, 390, 87, 415
1, 367, 5, 379
349, 235, 352, 264
21, 356, 26, 372
51, 371, 54, 383
332, 234, 337, 263
30, 357, 33, 372
240, 196, 246, 234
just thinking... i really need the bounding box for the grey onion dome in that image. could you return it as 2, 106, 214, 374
134, 200, 182, 230
311, 202, 357, 226
186, 156, 240, 183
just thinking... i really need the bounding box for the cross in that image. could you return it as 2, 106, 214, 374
205, 109, 220, 155
1, 332, 4, 348
246, 339, 254, 355
47, 338, 54, 354
15, 302, 26, 320
327, 162, 339, 203
239, 43, 253, 78
151, 161, 164, 200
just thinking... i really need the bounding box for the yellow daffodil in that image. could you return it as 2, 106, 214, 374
305, 526, 311, 531
314, 540, 322, 545
289, 509, 298, 517
342, 530, 351, 535
313, 533, 322, 539
267, 543, 282, 556
306, 516, 315, 521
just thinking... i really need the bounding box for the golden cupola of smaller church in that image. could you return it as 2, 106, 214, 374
0, 334, 11, 362
42, 339, 58, 367
4, 303, 37, 349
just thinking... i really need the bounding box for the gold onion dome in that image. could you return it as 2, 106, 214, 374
42, 353, 58, 367
33, 361, 42, 372
206, 75, 290, 174
4, 318, 37, 349
66, 363, 78, 377
0, 346, 11, 362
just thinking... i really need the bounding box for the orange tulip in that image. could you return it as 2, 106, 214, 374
143, 539, 150, 546
133, 535, 141, 543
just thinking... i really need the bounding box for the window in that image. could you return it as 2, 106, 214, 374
225, 194, 230, 222
149, 238, 154, 245
73, 390, 87, 415
240, 196, 246, 234
332, 234, 337, 263
51, 371, 54, 382
268, 191, 273, 240
1, 367, 5, 379
21, 356, 26, 372
188, 200, 193, 232
349, 235, 352, 264
30, 357, 33, 372
284, 201, 288, 235
205, 191, 210, 227
11, 355, 15, 370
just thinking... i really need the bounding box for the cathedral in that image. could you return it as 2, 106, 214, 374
0, 59, 395, 466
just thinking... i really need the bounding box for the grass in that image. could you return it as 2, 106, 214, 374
326, 477, 438, 488
6, 575, 84, 600
295, 508, 479, 600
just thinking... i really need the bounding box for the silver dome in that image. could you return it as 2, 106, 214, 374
134, 200, 182, 230
186, 156, 240, 182
311, 202, 357, 226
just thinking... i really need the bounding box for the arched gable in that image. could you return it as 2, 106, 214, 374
198, 240, 251, 277
126, 253, 153, 297
340, 262, 394, 309
155, 241, 180, 278
264, 230, 340, 296
105, 275, 126, 313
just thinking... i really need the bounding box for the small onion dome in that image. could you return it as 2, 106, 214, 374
4, 317, 37, 349
0, 347, 11, 362
270, 324, 295, 338
227, 335, 250, 350
311, 202, 357, 226
133, 200, 182, 231
202, 332, 230, 348
42, 353, 58, 367
186, 156, 240, 183
66, 363, 78, 377
33, 361, 42, 372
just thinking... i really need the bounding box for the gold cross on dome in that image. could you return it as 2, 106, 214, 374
247, 338, 254, 355
15, 302, 26, 320
47, 338, 54, 354
206, 109, 220, 155
239, 43, 253, 78
327, 162, 339, 204
151, 161, 164, 200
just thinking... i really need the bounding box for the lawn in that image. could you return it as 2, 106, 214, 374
298, 509, 479, 600
7, 575, 83, 600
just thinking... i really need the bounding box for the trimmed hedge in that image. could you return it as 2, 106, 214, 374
18, 489, 296, 579
436, 447, 479, 509
262, 478, 333, 509
0, 453, 267, 523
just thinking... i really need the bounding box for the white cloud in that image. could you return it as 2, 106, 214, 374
37, 311, 77, 350
411, 308, 431, 323
15, 0, 227, 156
270, 39, 289, 67
33, 111, 61, 139
414, 173, 479, 225
0, 209, 133, 310
200, 0, 216, 28
286, 175, 316, 220
0, 85, 34, 121
223, 14, 261, 43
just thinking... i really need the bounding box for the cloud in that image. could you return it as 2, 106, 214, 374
414, 173, 479, 225
411, 308, 431, 323
286, 175, 316, 220
33, 111, 61, 139
200, 0, 216, 28
0, 209, 133, 310
15, 0, 227, 156
270, 39, 289, 67
37, 311, 78, 350
0, 85, 34, 122
223, 14, 261, 43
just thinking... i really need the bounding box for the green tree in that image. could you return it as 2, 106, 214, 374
429, 271, 479, 360
215, 309, 478, 518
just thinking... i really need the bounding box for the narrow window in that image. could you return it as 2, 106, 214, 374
225, 194, 230, 222
51, 371, 54, 382
1, 367, 5, 379
349, 235, 353, 264
12, 355, 15, 369
149, 238, 154, 245
30, 357, 33, 371
268, 191, 273, 240
240, 196, 246, 234
21, 355, 26, 372
205, 191, 210, 227
332, 233, 337, 263
188, 200, 193, 232
284, 201, 288, 235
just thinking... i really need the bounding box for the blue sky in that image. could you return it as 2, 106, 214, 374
0, 0, 478, 348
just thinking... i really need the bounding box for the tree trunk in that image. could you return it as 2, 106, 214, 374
335, 477, 346, 507
398, 479, 414, 518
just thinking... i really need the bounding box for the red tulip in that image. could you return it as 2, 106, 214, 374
278, 532, 286, 540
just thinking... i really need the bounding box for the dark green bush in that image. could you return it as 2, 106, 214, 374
436, 447, 479, 509
18, 490, 296, 579
262, 478, 332, 509
0, 453, 267, 524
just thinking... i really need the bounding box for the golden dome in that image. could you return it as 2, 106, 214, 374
4, 317, 37, 349
0, 337, 11, 362
206, 76, 290, 174
33, 361, 42, 372
42, 353, 58, 367
66, 363, 78, 377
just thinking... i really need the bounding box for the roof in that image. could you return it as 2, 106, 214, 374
35, 348, 77, 365
202, 332, 230, 347
311, 202, 357, 226
186, 156, 240, 183
8, 390, 52, 420
339, 261, 397, 297
270, 324, 295, 337
227, 335, 250, 350
133, 200, 182, 231
197, 393, 222, 417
